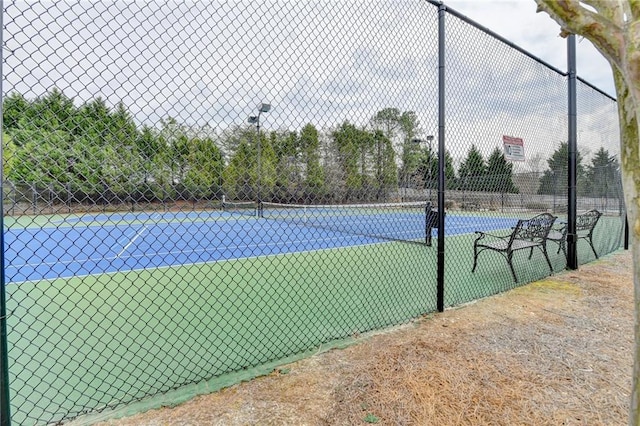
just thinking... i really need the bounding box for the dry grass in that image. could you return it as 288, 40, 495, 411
97, 250, 633, 425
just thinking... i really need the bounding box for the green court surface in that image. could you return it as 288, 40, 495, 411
4, 215, 625, 425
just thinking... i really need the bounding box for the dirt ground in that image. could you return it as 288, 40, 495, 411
97, 250, 633, 425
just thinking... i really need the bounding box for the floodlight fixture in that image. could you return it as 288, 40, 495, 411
248, 116, 258, 124
258, 103, 271, 113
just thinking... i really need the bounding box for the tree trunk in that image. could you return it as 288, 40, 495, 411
613, 66, 640, 424
532, 2, 640, 423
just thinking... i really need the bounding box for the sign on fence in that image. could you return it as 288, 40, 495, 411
503, 135, 525, 161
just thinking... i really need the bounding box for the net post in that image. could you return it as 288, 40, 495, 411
425, 202, 433, 246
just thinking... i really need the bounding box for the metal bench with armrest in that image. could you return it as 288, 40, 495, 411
546, 209, 602, 259
472, 212, 557, 283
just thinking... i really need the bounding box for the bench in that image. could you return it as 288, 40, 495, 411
472, 212, 557, 283
546, 209, 602, 259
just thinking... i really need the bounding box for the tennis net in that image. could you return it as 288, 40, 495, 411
222, 201, 257, 217
260, 201, 429, 244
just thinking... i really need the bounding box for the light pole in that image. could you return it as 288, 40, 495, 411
248, 102, 271, 215
425, 135, 434, 201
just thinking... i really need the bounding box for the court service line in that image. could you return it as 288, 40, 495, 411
116, 213, 161, 258
7, 238, 392, 285
7, 233, 360, 272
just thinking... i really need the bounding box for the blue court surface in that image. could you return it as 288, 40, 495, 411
4, 211, 517, 283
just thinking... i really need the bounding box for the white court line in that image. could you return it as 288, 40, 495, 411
8, 239, 390, 285
116, 213, 161, 258
6, 234, 359, 271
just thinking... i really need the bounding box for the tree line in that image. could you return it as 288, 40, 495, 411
1, 90, 621, 206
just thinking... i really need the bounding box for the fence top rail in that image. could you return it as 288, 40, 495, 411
429, 0, 617, 102
577, 76, 617, 101
428, 0, 566, 76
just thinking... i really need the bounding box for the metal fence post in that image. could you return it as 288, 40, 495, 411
567, 34, 578, 270
625, 215, 630, 250
436, 2, 446, 313
0, 1, 12, 423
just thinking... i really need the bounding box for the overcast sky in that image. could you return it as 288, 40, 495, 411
3, 0, 618, 162
443, 0, 615, 96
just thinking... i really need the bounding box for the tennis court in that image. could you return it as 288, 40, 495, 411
4, 204, 624, 424
5, 207, 624, 425
5, 203, 517, 283
3, 203, 524, 422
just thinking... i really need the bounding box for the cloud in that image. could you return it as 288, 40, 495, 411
444, 0, 614, 96
3, 0, 617, 164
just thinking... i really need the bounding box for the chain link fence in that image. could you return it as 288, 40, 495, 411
0, 1, 624, 424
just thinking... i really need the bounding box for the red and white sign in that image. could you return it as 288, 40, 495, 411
502, 135, 525, 162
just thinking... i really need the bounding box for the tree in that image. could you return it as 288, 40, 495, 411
183, 137, 224, 201
586, 147, 621, 211
371, 129, 397, 200
223, 140, 253, 200
272, 130, 302, 203
2, 134, 16, 179
135, 125, 167, 195
332, 121, 366, 201
486, 147, 519, 193
2, 92, 29, 131
534, 1, 640, 422
299, 124, 325, 201
458, 145, 487, 191
76, 97, 112, 143
107, 102, 138, 147
256, 131, 278, 202
371, 108, 402, 140
444, 150, 457, 189
537, 142, 585, 196
371, 108, 423, 194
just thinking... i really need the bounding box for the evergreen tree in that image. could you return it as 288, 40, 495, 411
223, 140, 253, 200
183, 137, 224, 200
417, 148, 457, 192
299, 124, 325, 201
486, 147, 519, 193
256, 131, 278, 202
3, 133, 16, 179
272, 130, 302, 202
458, 145, 487, 191
76, 97, 112, 143
3, 92, 29, 131
586, 147, 620, 199
537, 142, 586, 196
333, 121, 364, 201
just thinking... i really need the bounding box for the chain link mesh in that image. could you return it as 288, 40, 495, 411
0, 1, 623, 424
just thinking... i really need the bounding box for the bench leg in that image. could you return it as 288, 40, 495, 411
542, 246, 553, 273
472, 244, 479, 272
588, 237, 598, 259
507, 251, 518, 283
